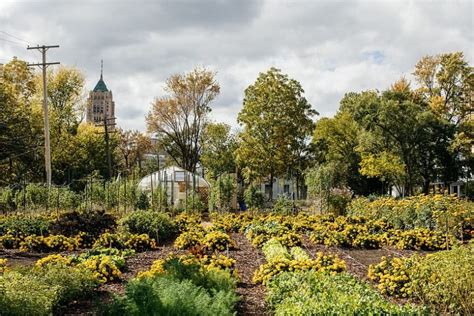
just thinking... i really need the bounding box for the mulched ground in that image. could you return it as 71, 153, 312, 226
302, 235, 425, 279
2, 230, 433, 315
228, 233, 268, 316
60, 232, 270, 316
62, 241, 189, 315
0, 248, 45, 266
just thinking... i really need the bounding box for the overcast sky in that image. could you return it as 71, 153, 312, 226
0, 0, 472, 131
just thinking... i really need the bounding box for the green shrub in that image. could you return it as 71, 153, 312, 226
105, 258, 239, 316
0, 264, 99, 316
272, 195, 294, 215
161, 258, 237, 294
0, 187, 16, 212
105, 275, 238, 316
50, 209, 116, 242
0, 216, 50, 236
368, 244, 473, 315
267, 271, 425, 315
135, 191, 150, 210
31, 264, 99, 305
409, 245, 473, 315
208, 174, 236, 212
244, 185, 265, 209
262, 238, 291, 262
347, 195, 473, 239
23, 183, 50, 209
92, 232, 157, 252
184, 192, 207, 214
121, 210, 177, 242
0, 271, 60, 316
19, 234, 79, 252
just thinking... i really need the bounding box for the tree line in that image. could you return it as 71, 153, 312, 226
0, 52, 472, 201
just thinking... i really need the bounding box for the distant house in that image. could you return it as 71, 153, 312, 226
257, 177, 307, 201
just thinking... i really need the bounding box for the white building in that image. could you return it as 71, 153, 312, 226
138, 166, 210, 207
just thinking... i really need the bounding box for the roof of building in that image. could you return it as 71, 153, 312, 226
137, 166, 211, 190
93, 75, 109, 92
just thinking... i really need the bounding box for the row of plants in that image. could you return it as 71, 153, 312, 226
252, 238, 346, 285
0, 258, 100, 315
266, 271, 425, 315
348, 194, 473, 237
0, 180, 167, 213
0, 231, 158, 253
210, 210, 468, 251
174, 229, 237, 252
368, 244, 473, 315
35, 247, 132, 283
308, 217, 456, 250
0, 210, 178, 252
105, 255, 240, 315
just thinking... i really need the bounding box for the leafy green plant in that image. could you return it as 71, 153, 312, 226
0, 264, 99, 316
0, 187, 16, 212
272, 195, 294, 215
208, 174, 236, 212
370, 245, 474, 315
121, 210, 177, 243
135, 191, 150, 210
0, 271, 60, 316
31, 264, 99, 305
106, 258, 239, 316
348, 195, 473, 239
19, 234, 79, 252
244, 185, 264, 209
92, 232, 157, 252
50, 209, 116, 245
267, 271, 424, 315
409, 245, 473, 315
105, 275, 238, 316
0, 216, 50, 237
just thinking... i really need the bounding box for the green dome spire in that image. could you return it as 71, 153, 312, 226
93, 60, 108, 92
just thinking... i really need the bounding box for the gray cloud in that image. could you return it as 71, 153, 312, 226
0, 0, 472, 131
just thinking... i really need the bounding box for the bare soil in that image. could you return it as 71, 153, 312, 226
2, 233, 432, 315
229, 233, 269, 316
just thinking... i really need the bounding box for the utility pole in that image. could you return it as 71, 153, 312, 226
27, 45, 60, 187
95, 60, 116, 181
97, 115, 116, 181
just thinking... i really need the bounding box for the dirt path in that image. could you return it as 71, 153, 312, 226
229, 233, 269, 316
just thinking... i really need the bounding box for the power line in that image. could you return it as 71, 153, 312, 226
0, 37, 25, 46
0, 31, 32, 45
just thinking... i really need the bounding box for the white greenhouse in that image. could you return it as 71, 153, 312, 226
137, 166, 210, 207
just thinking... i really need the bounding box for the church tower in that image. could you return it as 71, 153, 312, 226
86, 61, 116, 128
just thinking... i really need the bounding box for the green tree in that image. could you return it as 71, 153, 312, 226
208, 173, 236, 212
305, 162, 345, 213
46, 66, 85, 135
313, 110, 381, 195
72, 123, 119, 182
236, 67, 316, 200
359, 151, 406, 195
201, 122, 237, 178
414, 52, 472, 126
414, 52, 473, 190
0, 58, 42, 184
146, 68, 219, 173
343, 78, 458, 195
44, 66, 86, 183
